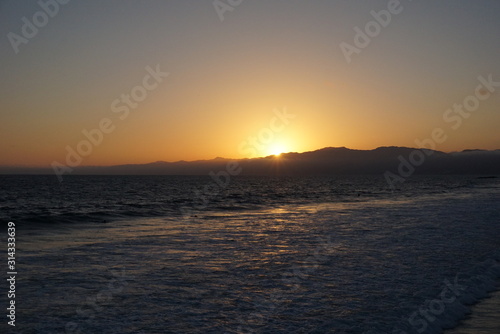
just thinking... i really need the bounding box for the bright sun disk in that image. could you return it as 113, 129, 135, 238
269, 143, 287, 157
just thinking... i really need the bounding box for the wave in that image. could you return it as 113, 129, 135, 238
388, 253, 500, 334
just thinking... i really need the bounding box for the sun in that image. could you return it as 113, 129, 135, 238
268, 143, 287, 157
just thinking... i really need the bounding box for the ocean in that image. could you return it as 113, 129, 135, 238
0, 175, 499, 333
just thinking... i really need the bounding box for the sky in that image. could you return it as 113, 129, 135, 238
1, 0, 499, 167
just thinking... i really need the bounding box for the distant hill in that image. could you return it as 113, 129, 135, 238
1, 147, 499, 176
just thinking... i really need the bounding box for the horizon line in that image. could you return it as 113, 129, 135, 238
2, 145, 499, 169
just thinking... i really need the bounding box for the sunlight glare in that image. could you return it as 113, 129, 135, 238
269, 143, 287, 157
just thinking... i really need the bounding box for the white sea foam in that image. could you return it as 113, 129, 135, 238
2, 175, 499, 333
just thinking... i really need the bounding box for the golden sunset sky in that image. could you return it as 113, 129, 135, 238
1, 1, 499, 167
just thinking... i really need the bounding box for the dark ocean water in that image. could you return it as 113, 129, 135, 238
0, 175, 488, 227
0, 175, 499, 333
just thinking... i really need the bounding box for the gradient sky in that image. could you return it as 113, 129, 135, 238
1, 0, 499, 167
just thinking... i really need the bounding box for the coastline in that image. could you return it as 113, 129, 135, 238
445, 284, 500, 334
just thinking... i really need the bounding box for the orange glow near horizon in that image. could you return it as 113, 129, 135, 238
1, 2, 499, 168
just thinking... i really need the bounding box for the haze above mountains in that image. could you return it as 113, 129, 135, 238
2, 146, 499, 177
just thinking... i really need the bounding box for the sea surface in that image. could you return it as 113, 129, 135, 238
0, 175, 499, 333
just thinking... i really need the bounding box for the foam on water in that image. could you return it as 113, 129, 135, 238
1, 175, 499, 333
445, 288, 500, 334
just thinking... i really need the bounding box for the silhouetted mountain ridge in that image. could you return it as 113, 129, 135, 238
1, 146, 499, 176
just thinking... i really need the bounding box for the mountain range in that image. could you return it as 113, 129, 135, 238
2, 146, 499, 177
